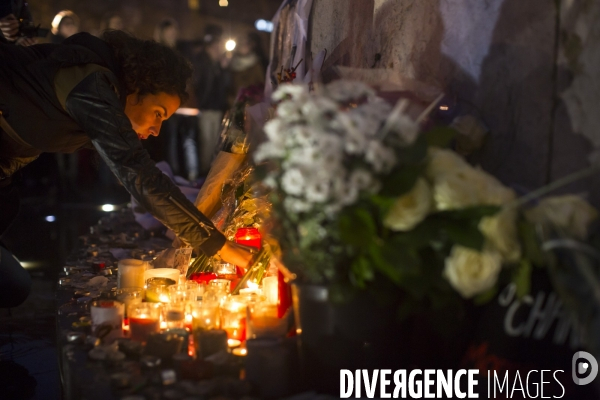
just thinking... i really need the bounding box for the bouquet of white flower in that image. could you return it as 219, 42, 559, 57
254, 80, 597, 314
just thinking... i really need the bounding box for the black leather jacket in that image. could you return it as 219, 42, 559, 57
63, 70, 226, 256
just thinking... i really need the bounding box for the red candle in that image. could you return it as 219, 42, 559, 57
235, 227, 262, 250
129, 317, 160, 342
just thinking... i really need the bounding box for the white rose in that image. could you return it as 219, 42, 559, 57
384, 178, 433, 231
425, 147, 469, 181
432, 164, 515, 210
443, 245, 503, 299
525, 195, 598, 239
479, 207, 521, 263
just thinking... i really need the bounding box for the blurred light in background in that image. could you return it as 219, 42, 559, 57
219, 0, 228, 6
225, 39, 236, 51
101, 204, 115, 212
45, 215, 56, 222
255, 19, 274, 33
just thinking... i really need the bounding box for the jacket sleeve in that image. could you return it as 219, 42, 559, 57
64, 70, 226, 256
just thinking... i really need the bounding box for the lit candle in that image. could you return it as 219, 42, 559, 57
262, 276, 278, 305
235, 227, 261, 249
129, 303, 162, 343
145, 277, 177, 303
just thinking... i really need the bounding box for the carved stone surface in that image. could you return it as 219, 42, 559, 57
309, 0, 599, 205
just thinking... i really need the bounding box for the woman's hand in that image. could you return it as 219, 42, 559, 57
218, 241, 256, 270
0, 14, 19, 42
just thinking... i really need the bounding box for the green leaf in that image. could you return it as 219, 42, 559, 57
379, 164, 424, 197
338, 208, 376, 248
443, 220, 485, 251
518, 221, 546, 266
370, 195, 397, 218
424, 126, 458, 148
513, 260, 532, 299
473, 286, 498, 305
392, 218, 442, 249
435, 205, 501, 220
396, 134, 428, 164
350, 256, 375, 288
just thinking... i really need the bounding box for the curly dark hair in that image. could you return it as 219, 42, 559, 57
102, 30, 192, 102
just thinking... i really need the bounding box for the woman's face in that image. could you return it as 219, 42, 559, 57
124, 92, 180, 140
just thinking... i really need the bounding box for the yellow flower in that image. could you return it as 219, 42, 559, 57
443, 245, 503, 299
479, 207, 521, 263
525, 195, 598, 239
384, 178, 432, 231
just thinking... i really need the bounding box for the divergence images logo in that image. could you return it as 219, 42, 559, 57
572, 351, 598, 386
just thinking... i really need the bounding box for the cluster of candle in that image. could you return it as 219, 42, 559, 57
104, 228, 288, 359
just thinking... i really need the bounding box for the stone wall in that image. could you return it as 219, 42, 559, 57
308, 0, 598, 204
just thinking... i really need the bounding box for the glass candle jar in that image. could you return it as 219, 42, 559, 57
117, 259, 146, 289
129, 303, 162, 343
144, 268, 180, 284
164, 301, 186, 329
221, 297, 248, 342
234, 227, 262, 249
90, 299, 124, 343
145, 277, 177, 303
115, 287, 143, 320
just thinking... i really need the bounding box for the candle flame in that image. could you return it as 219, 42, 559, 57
247, 281, 259, 290
159, 294, 170, 303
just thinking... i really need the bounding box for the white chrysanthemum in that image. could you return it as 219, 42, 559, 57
305, 180, 331, 203
425, 147, 469, 181
443, 245, 503, 299
326, 80, 376, 103
365, 141, 397, 173
388, 112, 419, 145
263, 119, 284, 143
284, 197, 311, 214
525, 195, 599, 240
384, 178, 433, 231
349, 169, 373, 191
281, 168, 305, 196
302, 97, 339, 124
272, 84, 309, 102
287, 125, 317, 147
276, 100, 304, 122
479, 207, 521, 263
344, 127, 367, 154
254, 142, 286, 162
333, 178, 359, 207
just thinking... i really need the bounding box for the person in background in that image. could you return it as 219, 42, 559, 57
100, 12, 124, 32
0, 0, 37, 46
228, 32, 266, 107
0, 30, 254, 308
148, 18, 200, 182
50, 9, 79, 44
193, 25, 231, 176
